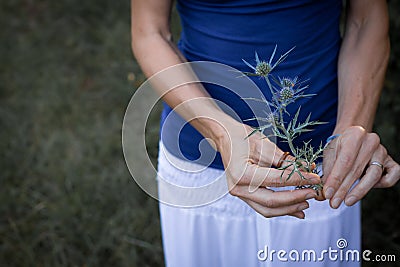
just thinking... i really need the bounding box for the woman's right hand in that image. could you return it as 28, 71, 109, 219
215, 121, 322, 219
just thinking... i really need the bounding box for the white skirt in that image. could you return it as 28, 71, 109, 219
157, 142, 361, 267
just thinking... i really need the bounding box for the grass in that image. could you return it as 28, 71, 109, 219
0, 0, 399, 266
0, 1, 163, 266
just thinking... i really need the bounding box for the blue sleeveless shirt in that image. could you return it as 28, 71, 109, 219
160, 0, 342, 170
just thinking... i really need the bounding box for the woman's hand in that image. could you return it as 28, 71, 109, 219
322, 126, 400, 208
216, 121, 321, 219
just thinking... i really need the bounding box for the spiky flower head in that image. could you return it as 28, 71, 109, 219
255, 61, 272, 77
280, 77, 295, 88
270, 76, 315, 109
279, 87, 295, 101
241, 46, 295, 79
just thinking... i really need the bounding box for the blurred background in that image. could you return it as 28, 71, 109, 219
0, 0, 399, 266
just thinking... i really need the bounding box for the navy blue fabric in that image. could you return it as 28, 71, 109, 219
160, 0, 342, 170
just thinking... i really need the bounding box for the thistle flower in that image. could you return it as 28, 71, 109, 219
269, 76, 315, 112
255, 61, 272, 77
241, 45, 295, 79
279, 77, 295, 88
279, 87, 294, 101
278, 78, 296, 101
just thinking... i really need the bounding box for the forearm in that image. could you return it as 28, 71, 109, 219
131, 23, 237, 150
335, 1, 390, 134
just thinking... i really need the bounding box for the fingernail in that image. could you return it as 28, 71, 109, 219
292, 213, 305, 219
331, 198, 342, 209
298, 215, 305, 220
345, 196, 357, 206
325, 187, 334, 199
305, 193, 317, 199
298, 204, 309, 211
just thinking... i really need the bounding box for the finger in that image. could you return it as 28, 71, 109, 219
329, 134, 380, 208
289, 211, 306, 219
374, 155, 400, 188
280, 155, 316, 172
314, 187, 326, 201
323, 130, 365, 199
246, 129, 285, 167
231, 186, 317, 208
255, 138, 301, 169
239, 164, 321, 188
243, 198, 310, 219
344, 146, 387, 206
322, 137, 340, 183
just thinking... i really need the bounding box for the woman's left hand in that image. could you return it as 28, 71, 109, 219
321, 126, 400, 208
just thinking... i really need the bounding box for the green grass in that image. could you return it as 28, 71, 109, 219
0, 1, 163, 266
0, 0, 399, 266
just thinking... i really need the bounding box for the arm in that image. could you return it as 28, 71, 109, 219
336, 0, 389, 133
323, 0, 400, 208
131, 0, 321, 218
131, 0, 228, 144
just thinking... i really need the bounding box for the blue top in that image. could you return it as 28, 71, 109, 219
160, 0, 342, 170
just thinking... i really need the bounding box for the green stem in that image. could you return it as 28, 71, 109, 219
285, 130, 297, 157
278, 107, 297, 157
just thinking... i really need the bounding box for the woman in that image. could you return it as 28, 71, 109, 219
131, 0, 400, 266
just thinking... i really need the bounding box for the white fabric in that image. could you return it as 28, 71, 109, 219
157, 142, 361, 267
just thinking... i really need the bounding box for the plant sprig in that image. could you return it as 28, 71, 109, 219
242, 46, 328, 192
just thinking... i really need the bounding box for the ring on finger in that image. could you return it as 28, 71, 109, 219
277, 152, 290, 168
370, 161, 384, 171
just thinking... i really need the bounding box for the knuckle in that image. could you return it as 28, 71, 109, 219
380, 146, 388, 157
327, 174, 342, 188
368, 132, 380, 147
377, 179, 391, 188
348, 126, 366, 137
336, 187, 348, 199
338, 155, 353, 169
229, 186, 241, 197
289, 204, 303, 214
264, 198, 278, 208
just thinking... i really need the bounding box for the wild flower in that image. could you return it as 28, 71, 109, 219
242, 46, 327, 192
241, 45, 295, 79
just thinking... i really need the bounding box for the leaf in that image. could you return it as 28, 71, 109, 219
286, 168, 296, 181
245, 128, 260, 139
242, 59, 256, 71
242, 97, 270, 105
292, 106, 302, 130
255, 51, 260, 64
273, 46, 295, 69
269, 45, 277, 65
241, 72, 261, 77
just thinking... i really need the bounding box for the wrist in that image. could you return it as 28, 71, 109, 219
191, 113, 241, 152
333, 124, 369, 136
335, 106, 375, 134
